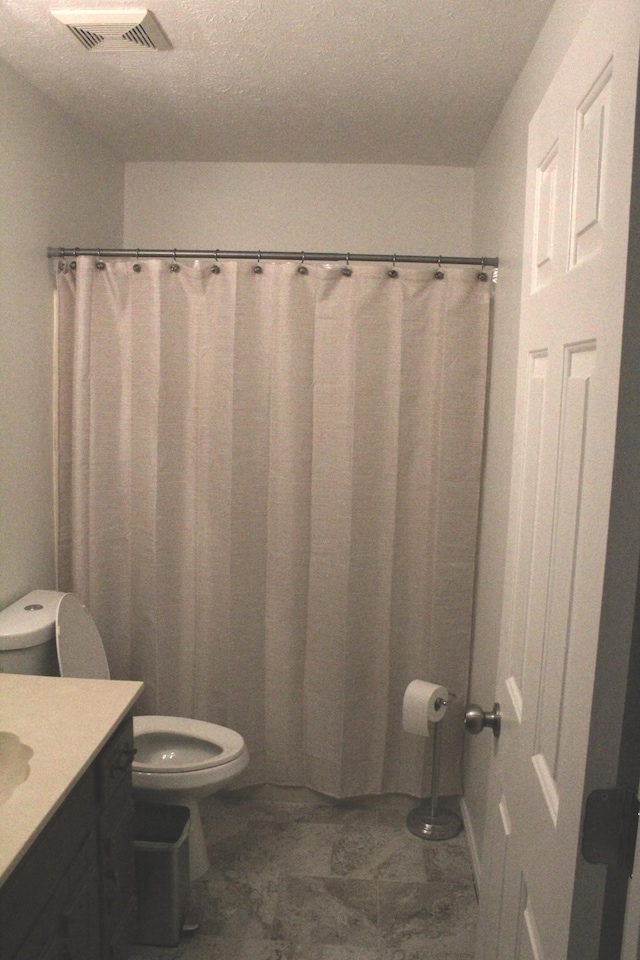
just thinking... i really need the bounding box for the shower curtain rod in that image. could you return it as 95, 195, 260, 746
47, 247, 499, 268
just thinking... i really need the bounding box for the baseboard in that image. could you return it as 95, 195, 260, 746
460, 796, 482, 894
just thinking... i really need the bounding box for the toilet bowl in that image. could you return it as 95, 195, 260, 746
0, 590, 249, 882
131, 714, 249, 878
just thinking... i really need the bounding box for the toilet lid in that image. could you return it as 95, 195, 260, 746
55, 593, 111, 680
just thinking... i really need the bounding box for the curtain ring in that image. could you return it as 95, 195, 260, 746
477, 258, 488, 282
170, 249, 180, 272
211, 249, 221, 274
96, 248, 106, 270
133, 248, 142, 272
388, 254, 399, 279
253, 250, 263, 274
298, 251, 308, 275
342, 253, 352, 277
434, 256, 445, 280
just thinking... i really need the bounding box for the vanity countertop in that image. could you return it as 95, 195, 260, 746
0, 673, 143, 885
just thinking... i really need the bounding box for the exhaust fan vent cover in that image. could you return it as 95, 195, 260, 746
51, 8, 172, 51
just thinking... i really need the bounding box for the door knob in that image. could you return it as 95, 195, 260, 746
464, 702, 501, 738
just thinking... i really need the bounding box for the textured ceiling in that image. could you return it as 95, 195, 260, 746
0, 0, 556, 163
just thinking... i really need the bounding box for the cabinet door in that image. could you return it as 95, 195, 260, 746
13, 841, 101, 960
60, 863, 102, 960
100, 784, 135, 960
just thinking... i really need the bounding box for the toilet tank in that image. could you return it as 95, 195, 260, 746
0, 590, 63, 676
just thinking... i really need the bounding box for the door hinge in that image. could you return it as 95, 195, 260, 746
582, 788, 639, 876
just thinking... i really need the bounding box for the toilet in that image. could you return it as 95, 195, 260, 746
0, 589, 249, 881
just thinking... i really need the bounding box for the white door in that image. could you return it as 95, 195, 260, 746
476, 0, 640, 957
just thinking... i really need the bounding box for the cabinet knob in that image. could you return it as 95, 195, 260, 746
111, 743, 137, 776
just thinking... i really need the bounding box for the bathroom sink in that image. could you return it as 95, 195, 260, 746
0, 731, 33, 807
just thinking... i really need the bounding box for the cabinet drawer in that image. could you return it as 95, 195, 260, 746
97, 718, 135, 808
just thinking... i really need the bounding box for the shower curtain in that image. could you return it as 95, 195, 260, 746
56, 256, 490, 798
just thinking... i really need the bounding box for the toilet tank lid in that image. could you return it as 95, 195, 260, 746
0, 590, 64, 650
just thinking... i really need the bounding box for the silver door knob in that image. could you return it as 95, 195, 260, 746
464, 702, 501, 738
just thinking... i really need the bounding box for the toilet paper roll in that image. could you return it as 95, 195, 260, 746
402, 680, 449, 736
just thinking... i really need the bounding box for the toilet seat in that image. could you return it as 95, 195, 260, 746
132, 715, 246, 773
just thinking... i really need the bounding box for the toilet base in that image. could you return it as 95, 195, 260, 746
184, 799, 209, 881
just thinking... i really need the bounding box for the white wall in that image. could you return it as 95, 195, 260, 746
462, 0, 596, 884
0, 0, 606, 888
0, 59, 124, 608
124, 162, 474, 253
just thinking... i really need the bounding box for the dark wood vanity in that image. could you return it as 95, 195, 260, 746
0, 717, 136, 960
0, 674, 142, 960
0, 719, 135, 960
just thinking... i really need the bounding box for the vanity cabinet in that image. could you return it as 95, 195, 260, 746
0, 717, 136, 960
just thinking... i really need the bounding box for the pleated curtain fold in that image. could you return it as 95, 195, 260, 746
56, 257, 490, 798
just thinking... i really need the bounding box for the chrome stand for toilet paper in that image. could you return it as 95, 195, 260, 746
406, 701, 462, 841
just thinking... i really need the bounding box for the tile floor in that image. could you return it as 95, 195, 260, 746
129, 787, 477, 960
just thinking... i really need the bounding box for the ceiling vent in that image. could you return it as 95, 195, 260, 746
51, 9, 172, 52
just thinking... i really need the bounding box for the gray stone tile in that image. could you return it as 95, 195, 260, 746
272, 877, 380, 947
131, 937, 323, 960
197, 865, 280, 939
204, 791, 378, 830
275, 801, 378, 827
210, 820, 342, 879
131, 790, 478, 960
421, 831, 475, 885
329, 825, 428, 882
378, 881, 461, 947
319, 947, 452, 960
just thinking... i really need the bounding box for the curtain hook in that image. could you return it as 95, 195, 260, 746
96, 248, 106, 270
477, 258, 488, 282
253, 250, 263, 274
298, 251, 308, 275
211, 249, 221, 274
170, 249, 180, 272
434, 256, 445, 280
342, 253, 352, 277
388, 254, 399, 279
133, 248, 142, 272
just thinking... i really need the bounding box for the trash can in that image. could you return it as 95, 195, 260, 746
133, 802, 191, 947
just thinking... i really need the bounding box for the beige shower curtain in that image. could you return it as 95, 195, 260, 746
56, 256, 490, 798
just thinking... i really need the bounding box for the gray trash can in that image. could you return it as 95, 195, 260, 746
133, 801, 191, 946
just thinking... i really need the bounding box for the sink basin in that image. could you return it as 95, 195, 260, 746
0, 732, 33, 806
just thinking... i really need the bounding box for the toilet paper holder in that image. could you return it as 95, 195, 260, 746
405, 690, 461, 842
434, 695, 451, 713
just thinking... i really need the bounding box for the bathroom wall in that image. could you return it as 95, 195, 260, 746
0, 0, 604, 885
462, 0, 598, 884
123, 162, 475, 253
0, 58, 124, 609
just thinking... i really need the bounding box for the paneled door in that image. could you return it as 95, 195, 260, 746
476, 0, 640, 956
